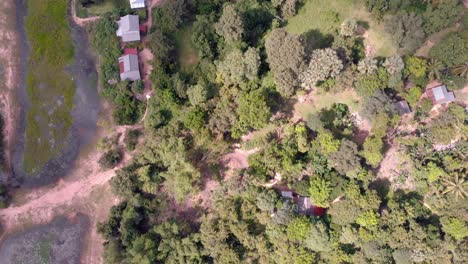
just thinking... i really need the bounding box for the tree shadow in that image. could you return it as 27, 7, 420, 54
302, 29, 334, 57
369, 177, 391, 201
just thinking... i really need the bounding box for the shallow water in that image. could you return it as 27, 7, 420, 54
12, 0, 99, 187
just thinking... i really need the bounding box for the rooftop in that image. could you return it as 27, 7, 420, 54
116, 15, 140, 42
428, 85, 455, 105
118, 54, 140, 81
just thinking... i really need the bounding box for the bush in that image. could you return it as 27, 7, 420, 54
124, 129, 140, 151
99, 149, 123, 169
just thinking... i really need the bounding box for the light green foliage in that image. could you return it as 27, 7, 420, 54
427, 104, 466, 145
426, 162, 447, 183
187, 83, 209, 106
215, 4, 245, 42
357, 57, 378, 75
405, 56, 427, 78
127, 234, 158, 264
287, 216, 312, 241
217, 47, 260, 84
256, 189, 280, 212
340, 19, 357, 37
384, 11, 425, 54
184, 107, 206, 131
356, 210, 379, 228
233, 89, 271, 138
354, 67, 389, 97
430, 32, 468, 67
313, 132, 340, 156
304, 221, 331, 252
404, 86, 422, 108
329, 199, 362, 226
441, 217, 468, 241
301, 48, 343, 87
295, 123, 309, 153
361, 136, 384, 168
309, 176, 332, 208
265, 28, 305, 96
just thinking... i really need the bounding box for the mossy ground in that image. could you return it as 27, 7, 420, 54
23, 0, 75, 174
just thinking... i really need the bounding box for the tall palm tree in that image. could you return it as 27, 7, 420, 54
441, 169, 468, 201
427, 58, 443, 81
451, 62, 468, 79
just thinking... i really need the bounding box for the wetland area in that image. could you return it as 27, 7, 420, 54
0, 0, 104, 262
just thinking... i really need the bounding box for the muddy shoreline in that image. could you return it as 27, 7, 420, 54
11, 0, 100, 188
0, 213, 89, 264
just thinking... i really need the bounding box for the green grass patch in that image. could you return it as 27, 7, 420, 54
286, 0, 397, 57
295, 89, 361, 119
174, 25, 200, 73
23, 0, 75, 174
85, 1, 116, 16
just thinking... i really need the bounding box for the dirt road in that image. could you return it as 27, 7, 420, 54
0, 0, 21, 176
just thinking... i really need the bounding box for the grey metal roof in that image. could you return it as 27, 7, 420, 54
119, 54, 141, 81
116, 15, 140, 42
130, 0, 145, 9
395, 100, 411, 115
297, 196, 314, 216
432, 85, 455, 104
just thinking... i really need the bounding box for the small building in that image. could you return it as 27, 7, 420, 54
116, 15, 141, 42
129, 0, 145, 9
394, 100, 411, 115
281, 191, 294, 199
427, 85, 455, 105
119, 54, 141, 81
296, 196, 326, 216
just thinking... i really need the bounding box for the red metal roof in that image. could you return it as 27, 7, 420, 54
313, 206, 326, 216
124, 48, 138, 55
139, 25, 147, 33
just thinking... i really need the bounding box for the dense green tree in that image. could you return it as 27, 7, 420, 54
329, 139, 362, 177
430, 32, 468, 67
423, 0, 463, 34
309, 176, 332, 208
192, 14, 219, 59
256, 189, 280, 212
287, 216, 312, 241
233, 89, 271, 138
354, 68, 389, 97
265, 28, 306, 96
301, 48, 343, 88
361, 136, 384, 168
441, 217, 468, 241
304, 221, 332, 252
427, 104, 465, 145
272, 0, 298, 18
405, 56, 427, 78
312, 131, 340, 157
187, 83, 209, 106
184, 107, 207, 131
99, 149, 123, 169
384, 11, 425, 54
217, 47, 260, 84
215, 4, 245, 43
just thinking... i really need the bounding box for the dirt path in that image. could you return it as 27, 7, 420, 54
0, 0, 21, 177
71, 0, 101, 26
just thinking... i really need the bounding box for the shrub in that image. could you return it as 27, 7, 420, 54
99, 149, 123, 169
124, 129, 140, 151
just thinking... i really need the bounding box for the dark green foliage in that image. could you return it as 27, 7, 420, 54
430, 32, 468, 67
124, 129, 140, 151
131, 80, 144, 94
215, 4, 245, 43
329, 139, 361, 177
384, 11, 425, 54
423, 0, 463, 34
192, 14, 220, 59
99, 149, 123, 169
151, 0, 186, 34
426, 104, 466, 145
184, 107, 207, 131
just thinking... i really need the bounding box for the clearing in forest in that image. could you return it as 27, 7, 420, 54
175, 25, 200, 73
286, 0, 397, 57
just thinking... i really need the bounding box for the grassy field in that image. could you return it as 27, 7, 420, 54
286, 0, 397, 57
23, 0, 75, 174
294, 89, 361, 119
175, 25, 200, 73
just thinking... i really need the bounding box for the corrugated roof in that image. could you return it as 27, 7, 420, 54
116, 15, 140, 42
118, 54, 140, 81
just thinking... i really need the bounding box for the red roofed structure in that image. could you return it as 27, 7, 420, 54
124, 48, 138, 55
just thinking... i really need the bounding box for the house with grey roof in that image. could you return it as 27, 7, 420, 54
427, 85, 455, 105
119, 54, 141, 81
129, 0, 145, 9
394, 100, 411, 115
116, 15, 140, 42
